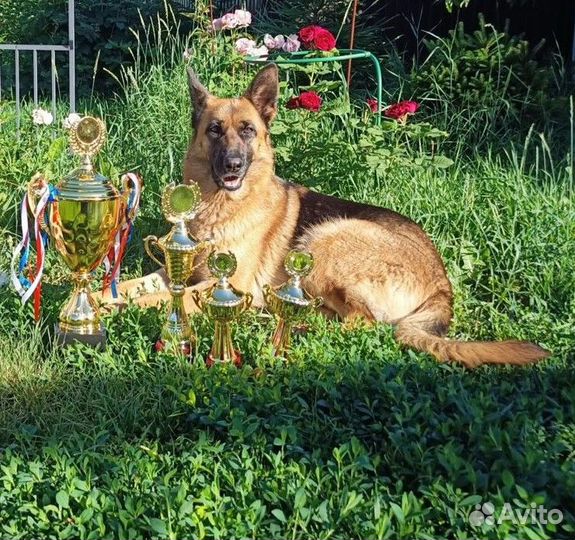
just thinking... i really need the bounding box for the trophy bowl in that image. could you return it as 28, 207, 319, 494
263, 250, 323, 358
23, 116, 141, 347
192, 252, 252, 367
144, 182, 210, 357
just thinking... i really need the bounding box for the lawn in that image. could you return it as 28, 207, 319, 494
0, 9, 574, 539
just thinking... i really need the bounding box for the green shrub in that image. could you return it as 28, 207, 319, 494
412, 15, 551, 142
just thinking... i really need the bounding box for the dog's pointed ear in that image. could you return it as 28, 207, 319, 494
187, 67, 210, 128
244, 64, 279, 126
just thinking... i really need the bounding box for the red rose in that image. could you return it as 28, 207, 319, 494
298, 91, 322, 112
366, 98, 379, 113
299, 25, 319, 45
385, 100, 419, 121
154, 339, 165, 352
286, 91, 322, 112
298, 25, 336, 51
313, 27, 336, 51
286, 96, 301, 109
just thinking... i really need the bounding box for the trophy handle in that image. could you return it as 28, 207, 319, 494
190, 289, 204, 311
262, 284, 273, 306
144, 235, 165, 267
121, 172, 142, 222
243, 292, 253, 312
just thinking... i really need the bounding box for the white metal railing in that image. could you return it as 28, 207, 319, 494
0, 0, 75, 137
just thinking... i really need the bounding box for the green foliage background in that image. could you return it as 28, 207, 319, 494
0, 0, 164, 94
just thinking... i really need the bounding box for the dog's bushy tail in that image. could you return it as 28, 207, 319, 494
395, 322, 550, 368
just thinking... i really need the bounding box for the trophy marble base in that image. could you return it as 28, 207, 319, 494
55, 323, 107, 349
155, 338, 193, 359
206, 350, 242, 368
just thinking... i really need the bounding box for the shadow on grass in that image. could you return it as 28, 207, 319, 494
1, 300, 574, 523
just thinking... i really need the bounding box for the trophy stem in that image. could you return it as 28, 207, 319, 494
208, 321, 241, 367
271, 319, 293, 358
162, 284, 194, 357
56, 271, 106, 347
81, 154, 93, 173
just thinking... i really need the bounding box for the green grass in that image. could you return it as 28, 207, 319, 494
0, 9, 574, 539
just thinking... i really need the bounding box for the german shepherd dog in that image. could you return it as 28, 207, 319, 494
97, 64, 550, 368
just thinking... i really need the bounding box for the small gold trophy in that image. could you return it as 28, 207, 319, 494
18, 116, 141, 347
263, 250, 323, 359
192, 252, 253, 367
144, 182, 209, 356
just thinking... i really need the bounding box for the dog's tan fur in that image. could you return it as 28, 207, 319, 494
96, 65, 550, 368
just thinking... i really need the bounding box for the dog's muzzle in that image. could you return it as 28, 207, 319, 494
214, 170, 245, 191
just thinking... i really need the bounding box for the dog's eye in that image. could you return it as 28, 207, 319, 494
241, 125, 256, 138
208, 124, 222, 137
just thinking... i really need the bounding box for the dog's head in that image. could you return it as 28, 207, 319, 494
184, 64, 278, 197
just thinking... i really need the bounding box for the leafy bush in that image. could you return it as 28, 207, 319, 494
411, 15, 551, 141
0, 0, 165, 95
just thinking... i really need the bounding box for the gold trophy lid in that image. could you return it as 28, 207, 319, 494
70, 116, 106, 159
162, 182, 201, 223
59, 116, 117, 200
206, 252, 244, 306
158, 182, 203, 251
275, 251, 315, 305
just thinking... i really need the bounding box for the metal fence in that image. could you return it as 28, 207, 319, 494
0, 0, 76, 136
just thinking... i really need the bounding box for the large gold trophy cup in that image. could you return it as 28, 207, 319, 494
144, 183, 209, 357
25, 116, 140, 347
192, 252, 253, 367
263, 251, 323, 359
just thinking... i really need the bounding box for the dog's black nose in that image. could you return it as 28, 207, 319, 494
225, 156, 243, 173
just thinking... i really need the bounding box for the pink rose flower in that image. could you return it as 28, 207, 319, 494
235, 38, 256, 55
221, 12, 239, 29
282, 34, 301, 53
234, 9, 252, 28
264, 34, 285, 50
212, 17, 223, 31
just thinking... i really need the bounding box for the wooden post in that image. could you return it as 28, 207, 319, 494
346, 0, 359, 87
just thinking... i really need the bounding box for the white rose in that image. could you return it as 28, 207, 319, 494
62, 112, 82, 129
247, 45, 269, 58
32, 108, 54, 126
234, 9, 252, 28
